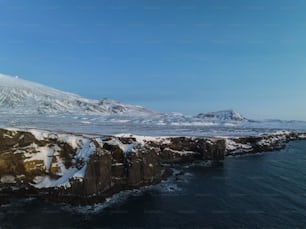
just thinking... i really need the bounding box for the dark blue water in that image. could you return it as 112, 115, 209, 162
1, 141, 306, 229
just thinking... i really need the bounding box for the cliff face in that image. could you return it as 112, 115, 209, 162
0, 128, 305, 204
0, 128, 225, 204
74, 145, 165, 197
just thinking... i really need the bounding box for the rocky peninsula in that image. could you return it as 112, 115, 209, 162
0, 128, 305, 205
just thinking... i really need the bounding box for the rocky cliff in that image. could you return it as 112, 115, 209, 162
225, 131, 306, 156
0, 128, 305, 205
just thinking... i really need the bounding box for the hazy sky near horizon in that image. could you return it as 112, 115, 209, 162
0, 0, 306, 120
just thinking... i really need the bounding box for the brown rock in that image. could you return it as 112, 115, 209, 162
83, 149, 112, 195
127, 153, 143, 186
103, 142, 124, 163
204, 139, 226, 161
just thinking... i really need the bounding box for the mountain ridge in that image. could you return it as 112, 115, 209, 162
0, 73, 277, 125
0, 74, 153, 115
196, 110, 247, 121
0, 73, 252, 125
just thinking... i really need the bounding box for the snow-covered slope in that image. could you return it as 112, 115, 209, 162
196, 110, 247, 122
0, 74, 153, 115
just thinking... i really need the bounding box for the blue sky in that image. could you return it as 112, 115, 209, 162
0, 0, 305, 120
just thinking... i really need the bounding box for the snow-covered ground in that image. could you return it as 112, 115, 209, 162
1, 113, 306, 137
1, 73, 306, 137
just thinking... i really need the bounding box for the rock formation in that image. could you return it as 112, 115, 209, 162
0, 128, 305, 205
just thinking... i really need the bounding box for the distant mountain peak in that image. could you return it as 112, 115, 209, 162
196, 109, 247, 121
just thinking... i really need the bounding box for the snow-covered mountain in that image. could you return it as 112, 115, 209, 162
0, 74, 153, 115
196, 110, 247, 122
2, 73, 306, 135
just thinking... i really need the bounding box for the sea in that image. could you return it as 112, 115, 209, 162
1, 140, 306, 229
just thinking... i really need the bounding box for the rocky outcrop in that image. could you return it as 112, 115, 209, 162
0, 128, 225, 204
225, 131, 306, 156
0, 128, 305, 205
145, 137, 225, 163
